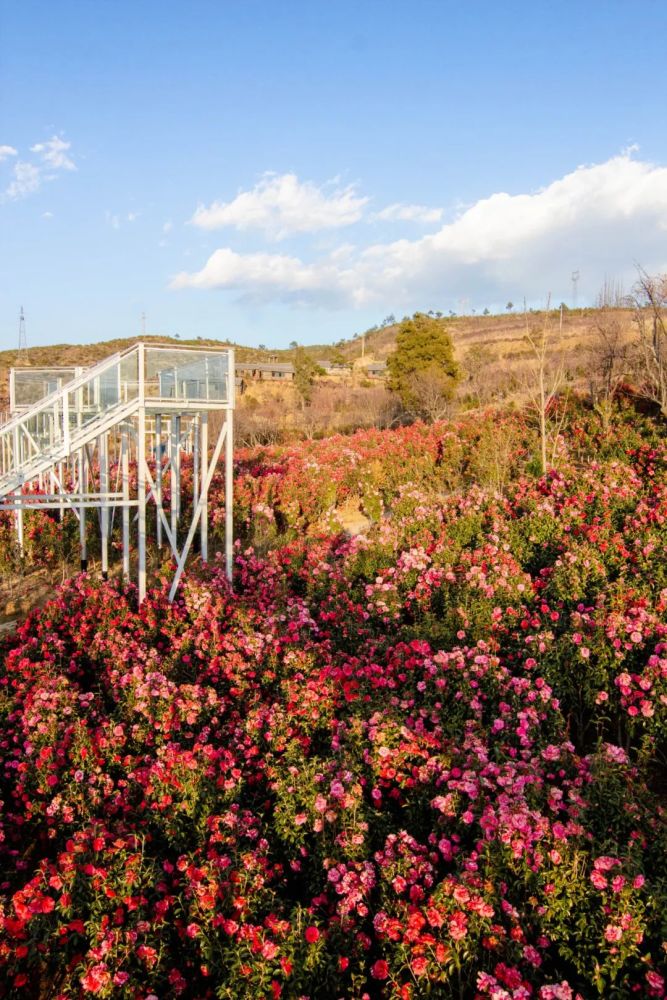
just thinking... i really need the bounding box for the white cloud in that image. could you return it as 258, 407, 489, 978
105, 211, 120, 229
162, 220, 173, 234
5, 162, 41, 200
127, 211, 139, 222
31, 135, 76, 171
374, 202, 443, 224
190, 172, 368, 239
42, 211, 54, 219
172, 153, 667, 309
1, 134, 75, 201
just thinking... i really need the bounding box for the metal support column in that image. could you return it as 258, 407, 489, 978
58, 461, 65, 522
225, 349, 235, 583
121, 425, 130, 581
193, 415, 200, 512
137, 413, 147, 601
100, 433, 109, 580
79, 447, 87, 570
155, 414, 162, 549
15, 489, 23, 556
137, 344, 147, 602
199, 412, 208, 562
170, 414, 181, 544
225, 409, 233, 582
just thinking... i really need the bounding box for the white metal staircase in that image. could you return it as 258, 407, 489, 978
0, 351, 137, 498
0, 342, 236, 602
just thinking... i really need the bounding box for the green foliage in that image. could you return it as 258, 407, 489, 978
293, 349, 325, 407
386, 312, 459, 412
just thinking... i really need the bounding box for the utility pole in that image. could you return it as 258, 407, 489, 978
571, 271, 580, 311
18, 308, 27, 353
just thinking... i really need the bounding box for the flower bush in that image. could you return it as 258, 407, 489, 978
0, 401, 666, 997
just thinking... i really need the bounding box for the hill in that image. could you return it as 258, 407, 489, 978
0, 307, 637, 417
341, 306, 636, 371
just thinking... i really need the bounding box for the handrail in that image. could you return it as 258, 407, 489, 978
0, 349, 131, 439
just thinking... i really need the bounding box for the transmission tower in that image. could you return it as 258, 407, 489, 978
18, 307, 27, 353
571, 271, 580, 310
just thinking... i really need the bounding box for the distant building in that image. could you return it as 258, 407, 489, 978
316, 360, 350, 376
364, 362, 387, 378
235, 361, 295, 382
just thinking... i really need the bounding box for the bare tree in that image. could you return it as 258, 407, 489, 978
523, 299, 569, 474
464, 344, 497, 408
406, 370, 456, 422
586, 311, 630, 432
630, 268, 667, 417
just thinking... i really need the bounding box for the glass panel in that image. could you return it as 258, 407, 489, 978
64, 353, 135, 437
145, 348, 230, 402
11, 368, 78, 410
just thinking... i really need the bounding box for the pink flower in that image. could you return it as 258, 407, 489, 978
449, 911, 468, 941
604, 924, 623, 942
590, 870, 607, 890
262, 940, 278, 959
646, 970, 665, 994
412, 956, 428, 976
81, 964, 111, 994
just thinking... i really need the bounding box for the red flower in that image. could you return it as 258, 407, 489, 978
305, 925, 320, 943
371, 959, 389, 980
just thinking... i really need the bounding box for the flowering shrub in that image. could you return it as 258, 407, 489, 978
0, 404, 666, 997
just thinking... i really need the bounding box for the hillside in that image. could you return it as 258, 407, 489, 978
0, 308, 637, 417
342, 307, 636, 371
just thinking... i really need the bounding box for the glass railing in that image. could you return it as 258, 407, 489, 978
11, 368, 79, 411
64, 350, 139, 439
144, 347, 230, 403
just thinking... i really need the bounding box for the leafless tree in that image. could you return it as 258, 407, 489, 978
630, 268, 667, 417
586, 311, 630, 432
463, 344, 497, 408
406, 370, 456, 423
522, 299, 569, 474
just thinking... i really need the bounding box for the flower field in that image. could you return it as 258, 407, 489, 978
1, 405, 666, 997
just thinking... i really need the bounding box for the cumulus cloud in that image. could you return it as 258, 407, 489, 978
190, 172, 368, 239
171, 247, 358, 307
373, 202, 443, 224
172, 153, 667, 308
0, 145, 17, 162
30, 135, 76, 171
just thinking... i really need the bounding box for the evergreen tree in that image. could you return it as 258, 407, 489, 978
386, 312, 459, 414
294, 349, 325, 409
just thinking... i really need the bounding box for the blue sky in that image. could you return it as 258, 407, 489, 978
2, 0, 667, 349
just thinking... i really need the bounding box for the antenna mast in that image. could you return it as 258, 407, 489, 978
571, 270, 580, 310
18, 307, 27, 353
